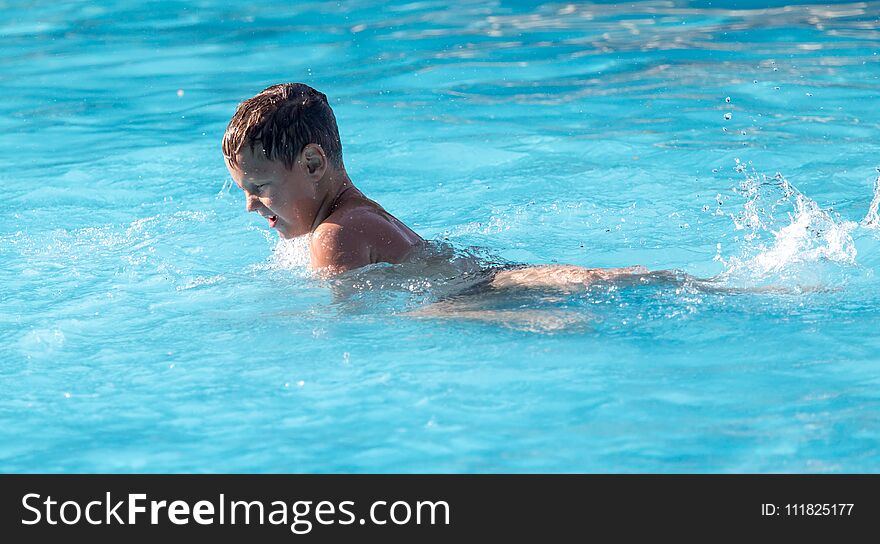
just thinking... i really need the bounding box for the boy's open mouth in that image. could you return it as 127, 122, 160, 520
267, 215, 278, 228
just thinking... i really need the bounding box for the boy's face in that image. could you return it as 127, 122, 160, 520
225, 146, 322, 238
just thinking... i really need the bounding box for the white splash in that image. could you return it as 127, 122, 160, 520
860, 172, 880, 230
715, 164, 858, 284
269, 235, 312, 270
744, 194, 857, 274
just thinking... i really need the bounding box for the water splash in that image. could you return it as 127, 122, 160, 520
714, 161, 858, 286
860, 171, 880, 231
267, 235, 313, 272
215, 178, 235, 199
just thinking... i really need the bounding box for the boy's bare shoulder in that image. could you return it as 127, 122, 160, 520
310, 204, 421, 272
317, 204, 409, 244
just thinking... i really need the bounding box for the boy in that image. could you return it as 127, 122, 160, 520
222, 83, 645, 289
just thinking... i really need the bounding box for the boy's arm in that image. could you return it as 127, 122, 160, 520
489, 265, 649, 291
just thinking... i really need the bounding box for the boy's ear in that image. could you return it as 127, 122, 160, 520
301, 144, 327, 177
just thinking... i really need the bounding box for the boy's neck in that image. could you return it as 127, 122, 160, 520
310, 167, 355, 232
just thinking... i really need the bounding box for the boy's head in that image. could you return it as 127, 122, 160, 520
222, 82, 343, 169
222, 83, 345, 238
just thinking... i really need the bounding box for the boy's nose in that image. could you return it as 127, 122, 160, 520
245, 193, 261, 212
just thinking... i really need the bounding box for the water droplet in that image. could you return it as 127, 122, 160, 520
723, 112, 732, 120
725, 96, 731, 103
176, 89, 184, 97
297, 380, 305, 387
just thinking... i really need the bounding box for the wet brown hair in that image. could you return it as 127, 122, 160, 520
222, 83, 343, 169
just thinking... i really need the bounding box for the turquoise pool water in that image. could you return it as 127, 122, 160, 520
2, 0, 880, 472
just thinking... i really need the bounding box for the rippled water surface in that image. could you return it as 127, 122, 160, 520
2, 0, 880, 472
